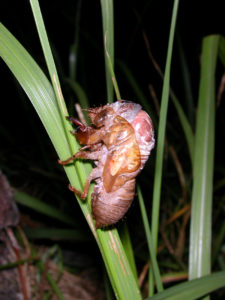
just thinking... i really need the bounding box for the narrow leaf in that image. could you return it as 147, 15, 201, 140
150, 0, 179, 295
14, 190, 78, 227
147, 271, 225, 300
189, 35, 219, 279
137, 186, 163, 292
100, 0, 114, 102
0, 22, 142, 300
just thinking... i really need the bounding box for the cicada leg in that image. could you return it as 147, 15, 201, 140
69, 167, 101, 199
58, 154, 77, 165
58, 145, 102, 165
66, 116, 85, 129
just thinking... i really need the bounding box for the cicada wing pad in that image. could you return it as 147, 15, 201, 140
102, 117, 141, 193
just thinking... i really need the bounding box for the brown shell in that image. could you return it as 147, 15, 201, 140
63, 100, 155, 228
92, 178, 136, 228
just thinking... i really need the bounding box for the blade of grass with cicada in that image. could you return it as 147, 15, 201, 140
0, 6, 141, 300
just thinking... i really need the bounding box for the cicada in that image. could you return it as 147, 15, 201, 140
59, 100, 155, 228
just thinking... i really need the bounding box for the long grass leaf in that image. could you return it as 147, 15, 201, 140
46, 272, 65, 300
119, 223, 138, 283
23, 228, 89, 241
29, 0, 88, 186
100, 0, 114, 102
0, 22, 141, 300
146, 271, 225, 300
0, 24, 72, 164
189, 35, 219, 280
100, 0, 139, 290
137, 186, 163, 292
150, 0, 179, 295
14, 190, 78, 227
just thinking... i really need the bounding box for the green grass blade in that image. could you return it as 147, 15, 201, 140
29, 1, 86, 180
137, 186, 163, 292
189, 35, 219, 280
97, 228, 142, 299
100, 3, 138, 290
150, 0, 179, 295
30, 0, 67, 118
146, 271, 225, 300
46, 272, 65, 300
0, 22, 141, 300
14, 190, 78, 227
119, 223, 138, 283
100, 0, 114, 102
0, 21, 89, 229
151, 0, 179, 246
0, 23, 72, 162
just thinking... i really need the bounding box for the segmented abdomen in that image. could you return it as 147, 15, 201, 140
91, 178, 136, 228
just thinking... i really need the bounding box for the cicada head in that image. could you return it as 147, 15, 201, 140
88, 106, 115, 128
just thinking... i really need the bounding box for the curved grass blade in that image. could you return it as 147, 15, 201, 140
146, 271, 225, 300
0, 24, 72, 162
29, 0, 87, 185
14, 190, 78, 227
23, 228, 89, 241
0, 22, 142, 300
137, 186, 163, 292
189, 35, 219, 280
